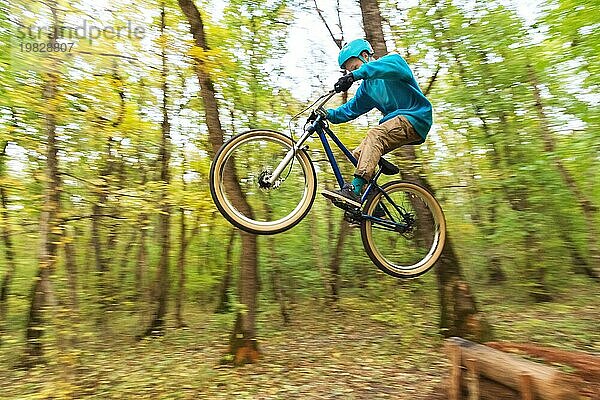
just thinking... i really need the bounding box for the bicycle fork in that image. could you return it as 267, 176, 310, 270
264, 125, 314, 186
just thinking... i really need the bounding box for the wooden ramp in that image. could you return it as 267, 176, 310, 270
444, 337, 599, 400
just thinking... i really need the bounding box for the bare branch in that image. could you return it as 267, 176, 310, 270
312, 0, 342, 49
424, 65, 441, 96
72, 50, 140, 62
63, 214, 128, 222
336, 0, 344, 46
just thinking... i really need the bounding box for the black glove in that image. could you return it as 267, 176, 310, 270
334, 73, 355, 93
307, 108, 327, 123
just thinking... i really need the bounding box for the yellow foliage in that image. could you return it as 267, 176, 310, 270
187, 45, 236, 79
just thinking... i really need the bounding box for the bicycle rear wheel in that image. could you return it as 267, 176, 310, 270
210, 129, 317, 235
361, 181, 446, 278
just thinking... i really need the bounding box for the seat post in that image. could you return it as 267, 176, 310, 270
371, 167, 383, 183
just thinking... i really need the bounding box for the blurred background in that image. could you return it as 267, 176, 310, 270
0, 0, 598, 398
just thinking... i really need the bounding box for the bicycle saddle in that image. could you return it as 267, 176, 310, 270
378, 158, 400, 175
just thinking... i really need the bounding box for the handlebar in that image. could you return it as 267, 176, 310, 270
315, 90, 336, 110
305, 90, 336, 133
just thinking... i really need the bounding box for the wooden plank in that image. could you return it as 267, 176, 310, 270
466, 358, 480, 400
446, 342, 462, 400
446, 337, 579, 400
487, 341, 600, 382
520, 373, 534, 400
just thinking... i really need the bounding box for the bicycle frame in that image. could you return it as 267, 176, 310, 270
265, 102, 403, 229
269, 92, 371, 191
315, 123, 386, 203
266, 117, 384, 197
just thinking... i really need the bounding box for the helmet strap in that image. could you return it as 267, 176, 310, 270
358, 55, 368, 64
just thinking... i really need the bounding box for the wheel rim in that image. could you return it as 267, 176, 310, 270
214, 133, 314, 232
363, 183, 445, 275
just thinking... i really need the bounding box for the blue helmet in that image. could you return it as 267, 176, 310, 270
338, 39, 374, 69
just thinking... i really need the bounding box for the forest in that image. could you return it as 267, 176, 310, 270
0, 0, 598, 398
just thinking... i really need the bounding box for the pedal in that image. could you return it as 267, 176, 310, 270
321, 190, 361, 209
343, 209, 362, 226
333, 198, 361, 212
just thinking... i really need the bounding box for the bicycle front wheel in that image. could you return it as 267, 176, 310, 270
361, 181, 446, 278
210, 129, 317, 235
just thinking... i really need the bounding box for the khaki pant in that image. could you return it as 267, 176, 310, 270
352, 115, 421, 181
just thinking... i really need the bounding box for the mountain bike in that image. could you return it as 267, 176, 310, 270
209, 90, 446, 278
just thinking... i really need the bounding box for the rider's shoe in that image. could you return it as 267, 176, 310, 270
322, 184, 362, 210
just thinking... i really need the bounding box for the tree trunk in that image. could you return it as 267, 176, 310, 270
23, 0, 61, 366
309, 210, 332, 297
267, 235, 290, 324
91, 200, 108, 325
270, 261, 290, 324
0, 142, 17, 327
135, 214, 148, 298
358, 0, 387, 58
229, 231, 259, 365
178, 0, 260, 364
215, 229, 236, 314
135, 157, 149, 298
505, 193, 551, 304
141, 4, 171, 337
329, 218, 349, 304
103, 69, 126, 295
434, 235, 491, 339
486, 201, 506, 282
528, 64, 599, 280
558, 229, 594, 279
264, 204, 290, 323
359, 1, 490, 340
92, 138, 116, 325
83, 225, 92, 290
63, 226, 78, 311
175, 209, 187, 328
118, 228, 138, 291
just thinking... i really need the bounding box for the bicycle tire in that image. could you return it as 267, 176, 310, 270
210, 129, 317, 235
361, 180, 446, 278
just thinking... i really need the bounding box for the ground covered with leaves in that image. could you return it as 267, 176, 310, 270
1, 280, 598, 399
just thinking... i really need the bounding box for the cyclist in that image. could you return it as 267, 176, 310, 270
318, 38, 433, 209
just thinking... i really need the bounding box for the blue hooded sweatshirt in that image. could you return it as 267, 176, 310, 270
326, 53, 432, 143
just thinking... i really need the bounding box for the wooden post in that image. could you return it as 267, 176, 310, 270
520, 373, 534, 400
466, 358, 480, 400
447, 342, 462, 400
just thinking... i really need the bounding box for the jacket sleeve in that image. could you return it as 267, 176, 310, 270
326, 85, 377, 124
351, 54, 413, 82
